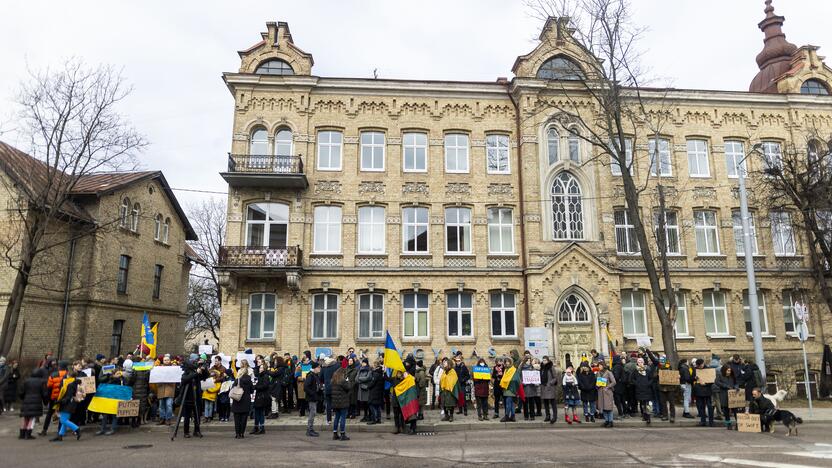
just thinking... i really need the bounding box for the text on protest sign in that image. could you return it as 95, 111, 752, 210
696, 368, 716, 384
658, 369, 680, 386
728, 389, 746, 408
117, 400, 140, 418
521, 370, 541, 385
79, 376, 96, 394
737, 413, 761, 433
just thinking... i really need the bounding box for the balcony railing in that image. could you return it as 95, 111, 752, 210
218, 245, 302, 268
227, 154, 304, 174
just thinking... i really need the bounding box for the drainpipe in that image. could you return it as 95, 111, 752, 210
57, 237, 77, 360
507, 85, 531, 328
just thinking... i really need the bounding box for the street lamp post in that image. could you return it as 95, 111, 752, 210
737, 154, 767, 382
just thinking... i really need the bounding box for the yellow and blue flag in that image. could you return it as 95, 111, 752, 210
140, 313, 157, 359
383, 331, 405, 373
88, 384, 133, 415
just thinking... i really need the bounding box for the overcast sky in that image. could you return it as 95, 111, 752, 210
1, 0, 830, 209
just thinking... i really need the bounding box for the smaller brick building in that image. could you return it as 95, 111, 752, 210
0, 141, 198, 364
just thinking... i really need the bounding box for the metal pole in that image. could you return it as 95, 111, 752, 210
801, 339, 813, 417
738, 161, 766, 382
796, 303, 813, 416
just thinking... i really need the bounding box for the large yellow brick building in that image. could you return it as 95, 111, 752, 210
218, 6, 831, 397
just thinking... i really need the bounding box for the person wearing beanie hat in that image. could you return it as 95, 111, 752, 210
304, 362, 322, 437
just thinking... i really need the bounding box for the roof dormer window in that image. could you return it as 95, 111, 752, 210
800, 79, 829, 95
537, 56, 584, 81
255, 59, 294, 75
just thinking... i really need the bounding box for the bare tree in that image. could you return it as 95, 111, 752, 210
0, 59, 145, 356
184, 198, 226, 343
524, 0, 680, 364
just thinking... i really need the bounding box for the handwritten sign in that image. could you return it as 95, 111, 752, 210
728, 389, 746, 408
696, 368, 716, 384
737, 412, 761, 433
199, 345, 213, 355
659, 369, 680, 386
117, 400, 140, 418
149, 366, 183, 384
473, 365, 490, 380
521, 370, 541, 385
79, 376, 96, 394
636, 336, 652, 348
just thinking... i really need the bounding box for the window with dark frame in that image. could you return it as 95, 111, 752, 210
117, 255, 131, 294
110, 320, 125, 357
152, 264, 163, 299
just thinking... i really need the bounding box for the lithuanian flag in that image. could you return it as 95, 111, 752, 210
88, 384, 133, 415
440, 367, 461, 405
395, 374, 419, 422
499, 365, 525, 401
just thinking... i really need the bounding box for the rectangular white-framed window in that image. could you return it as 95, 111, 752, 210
762, 141, 783, 172
743, 290, 769, 335
694, 210, 721, 255
724, 140, 747, 178
610, 138, 633, 175
445, 207, 472, 254
649, 138, 672, 177
703, 290, 729, 336
316, 130, 342, 171
403, 292, 429, 338
447, 292, 473, 338
621, 290, 647, 336
248, 293, 276, 340
732, 210, 759, 256
444, 133, 469, 173
771, 211, 796, 256
403, 132, 428, 172
313, 205, 342, 253
654, 210, 681, 255
402, 206, 429, 254
360, 131, 385, 171
781, 290, 809, 334
490, 292, 517, 337
670, 291, 690, 337
687, 139, 710, 177
614, 209, 640, 255
486, 134, 510, 174
358, 206, 385, 254
312, 293, 338, 340
487, 207, 514, 254
358, 293, 384, 340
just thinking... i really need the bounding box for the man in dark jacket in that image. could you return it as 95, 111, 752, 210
453, 355, 471, 416
748, 387, 777, 432
180, 355, 205, 438
320, 356, 339, 424
692, 359, 714, 427
611, 355, 628, 418
304, 362, 321, 437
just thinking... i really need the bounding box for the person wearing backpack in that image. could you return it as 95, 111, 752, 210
50, 369, 83, 442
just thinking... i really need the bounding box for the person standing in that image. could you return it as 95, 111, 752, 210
39, 360, 67, 436
251, 362, 270, 435
304, 362, 322, 437
500, 359, 518, 422
576, 362, 598, 423
346, 357, 359, 419
714, 364, 738, 430
367, 360, 385, 425
49, 369, 82, 442
439, 358, 459, 422
453, 354, 471, 416
297, 353, 310, 417
320, 356, 339, 424
611, 355, 627, 419
678, 358, 695, 419
231, 360, 254, 438
562, 366, 581, 424
596, 361, 617, 428
473, 358, 490, 421
356, 358, 373, 422
491, 358, 505, 419
155, 355, 177, 426
632, 357, 654, 425
415, 359, 428, 421
19, 368, 48, 440
655, 356, 678, 423
692, 359, 714, 427
540, 356, 558, 424
267, 354, 285, 419
180, 354, 205, 439
3, 359, 20, 413
330, 366, 353, 440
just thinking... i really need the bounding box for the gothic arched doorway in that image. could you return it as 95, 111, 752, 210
554, 290, 598, 369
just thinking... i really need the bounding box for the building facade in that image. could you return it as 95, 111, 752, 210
218, 4, 832, 397
0, 142, 199, 363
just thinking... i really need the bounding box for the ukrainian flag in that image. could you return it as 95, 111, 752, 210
140, 313, 157, 359
88, 384, 133, 415
383, 331, 405, 373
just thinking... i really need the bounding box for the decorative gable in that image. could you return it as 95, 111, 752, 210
511, 16, 599, 80
238, 21, 314, 75
774, 46, 832, 95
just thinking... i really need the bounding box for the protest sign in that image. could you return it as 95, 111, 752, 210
301, 363, 311, 378
728, 389, 746, 408
659, 369, 680, 386
521, 370, 541, 385
201, 379, 217, 391
102, 364, 115, 375
149, 366, 183, 384
696, 368, 716, 384
596, 376, 608, 387
236, 352, 256, 368
117, 400, 140, 418
133, 361, 153, 371
88, 384, 132, 415
737, 413, 761, 433
636, 336, 652, 348
473, 365, 490, 380
199, 344, 213, 355
81, 368, 93, 377
79, 376, 96, 394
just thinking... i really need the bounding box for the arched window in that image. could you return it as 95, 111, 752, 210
249, 128, 268, 155
552, 172, 584, 240
119, 198, 130, 228
800, 79, 829, 95
154, 214, 162, 241
537, 56, 585, 81
131, 203, 140, 232
163, 217, 170, 244
255, 59, 294, 76
275, 128, 293, 157
547, 127, 559, 164
558, 293, 589, 323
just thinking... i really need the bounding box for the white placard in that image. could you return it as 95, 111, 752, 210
200, 379, 216, 391
199, 345, 213, 355
524, 327, 550, 359
82, 368, 93, 377
522, 370, 541, 385
236, 352, 256, 368
149, 366, 183, 383
636, 336, 652, 348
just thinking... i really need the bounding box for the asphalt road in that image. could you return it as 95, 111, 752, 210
2, 420, 832, 467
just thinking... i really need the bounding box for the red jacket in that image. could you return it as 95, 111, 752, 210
47, 370, 67, 401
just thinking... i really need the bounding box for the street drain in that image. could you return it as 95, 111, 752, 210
415, 432, 435, 436
123, 444, 154, 449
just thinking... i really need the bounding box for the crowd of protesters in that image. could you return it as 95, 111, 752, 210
0, 345, 782, 442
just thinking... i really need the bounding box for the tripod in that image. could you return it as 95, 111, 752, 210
170, 380, 198, 441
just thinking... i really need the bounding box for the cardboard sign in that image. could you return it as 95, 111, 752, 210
696, 368, 716, 384
659, 369, 680, 386
473, 365, 490, 380
102, 365, 116, 375
737, 412, 761, 433
521, 370, 541, 385
199, 345, 213, 355
149, 366, 183, 384
728, 389, 746, 408
117, 400, 140, 418
79, 376, 96, 394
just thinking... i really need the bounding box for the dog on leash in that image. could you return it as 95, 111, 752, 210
763, 389, 787, 409
772, 409, 803, 436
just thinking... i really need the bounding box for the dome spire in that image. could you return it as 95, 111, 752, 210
749, 0, 798, 93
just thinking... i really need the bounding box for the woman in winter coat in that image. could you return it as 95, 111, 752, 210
231, 362, 254, 439
355, 358, 373, 422
345, 358, 359, 418
367, 362, 385, 424
251, 363, 271, 435
491, 359, 505, 419
611, 355, 628, 418
539, 356, 558, 424
202, 369, 222, 424
576, 361, 598, 422
4, 359, 20, 413
130, 365, 151, 427
632, 357, 654, 425
330, 367, 353, 440
19, 368, 48, 440
595, 361, 617, 427
713, 364, 738, 430
50, 369, 82, 442
562, 366, 581, 424
520, 357, 540, 420
473, 358, 490, 421
692, 359, 714, 427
